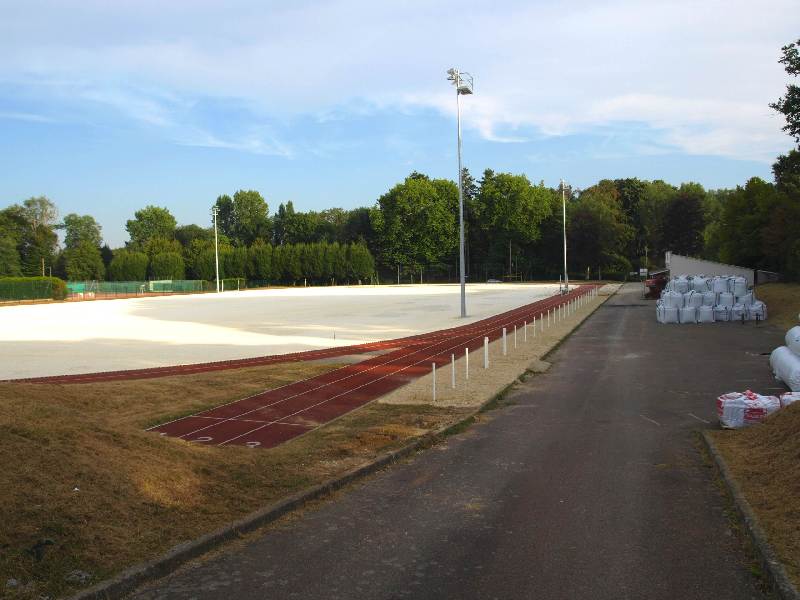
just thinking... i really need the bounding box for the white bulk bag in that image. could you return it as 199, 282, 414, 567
691, 276, 709, 292
731, 277, 748, 296
712, 277, 729, 294
679, 306, 697, 324
717, 391, 780, 429
684, 291, 703, 309
662, 290, 684, 309
730, 304, 747, 322
736, 292, 754, 306
718, 292, 734, 307
713, 305, 730, 322
780, 392, 800, 407
697, 305, 714, 323
674, 276, 689, 294
786, 326, 800, 356
770, 346, 800, 391
657, 305, 679, 324
747, 301, 767, 321
701, 291, 716, 306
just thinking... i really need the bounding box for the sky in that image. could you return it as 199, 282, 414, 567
0, 0, 798, 247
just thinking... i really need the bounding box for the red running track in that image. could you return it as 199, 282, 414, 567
150, 286, 596, 449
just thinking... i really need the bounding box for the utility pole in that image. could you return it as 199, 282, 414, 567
562, 178, 569, 293
211, 206, 220, 293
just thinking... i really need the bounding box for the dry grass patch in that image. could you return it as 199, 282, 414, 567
710, 402, 800, 587
755, 282, 800, 331
0, 361, 467, 599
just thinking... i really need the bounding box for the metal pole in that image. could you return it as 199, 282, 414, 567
502, 327, 507, 355
456, 79, 467, 318
212, 206, 220, 293
483, 336, 489, 368
432, 363, 436, 402
465, 347, 469, 380
451, 354, 456, 389
562, 178, 568, 293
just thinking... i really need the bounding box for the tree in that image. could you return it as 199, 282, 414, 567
63, 241, 105, 280
773, 149, 800, 197
232, 189, 270, 245
638, 180, 677, 261
662, 183, 706, 256
223, 246, 248, 278
21, 196, 58, 231
126, 206, 176, 248
108, 249, 148, 281
0, 236, 21, 276
61, 213, 102, 249
213, 195, 236, 239
568, 188, 633, 275
247, 239, 273, 280
348, 243, 375, 282
770, 38, 800, 142
144, 236, 182, 257
185, 239, 218, 280
373, 173, 458, 272
175, 224, 213, 247
149, 252, 185, 279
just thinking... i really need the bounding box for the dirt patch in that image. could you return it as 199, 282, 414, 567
755, 283, 800, 331
0, 360, 466, 600
710, 402, 800, 587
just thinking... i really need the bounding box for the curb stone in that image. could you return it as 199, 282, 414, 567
70, 290, 609, 600
702, 431, 799, 600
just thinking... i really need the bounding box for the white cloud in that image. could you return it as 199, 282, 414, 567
0, 0, 797, 160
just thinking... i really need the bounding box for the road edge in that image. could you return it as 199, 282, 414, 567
702, 431, 799, 600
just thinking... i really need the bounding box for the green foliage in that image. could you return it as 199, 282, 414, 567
770, 38, 800, 142
223, 246, 248, 278
108, 249, 149, 281
0, 276, 66, 300
63, 241, 105, 280
567, 187, 633, 273
125, 205, 177, 248
60, 213, 102, 249
144, 236, 183, 257
663, 183, 706, 256
174, 224, 213, 247
149, 252, 185, 280
247, 239, 272, 280
373, 174, 458, 271
0, 236, 21, 276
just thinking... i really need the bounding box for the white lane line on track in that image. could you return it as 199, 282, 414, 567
180, 289, 588, 443
217, 289, 595, 447
687, 412, 710, 424
639, 414, 661, 426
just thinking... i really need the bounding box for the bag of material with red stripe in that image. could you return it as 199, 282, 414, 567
717, 390, 781, 429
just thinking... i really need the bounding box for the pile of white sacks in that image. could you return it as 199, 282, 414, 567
769, 326, 800, 392
656, 274, 767, 324
717, 390, 800, 428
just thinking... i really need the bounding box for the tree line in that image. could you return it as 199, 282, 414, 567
1, 39, 798, 284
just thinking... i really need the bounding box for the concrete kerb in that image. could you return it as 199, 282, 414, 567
702, 432, 799, 600
68, 286, 611, 600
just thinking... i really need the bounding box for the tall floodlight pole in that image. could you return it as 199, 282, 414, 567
561, 178, 568, 293
447, 68, 473, 318
211, 206, 220, 293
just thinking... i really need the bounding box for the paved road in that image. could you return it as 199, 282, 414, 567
131, 284, 784, 599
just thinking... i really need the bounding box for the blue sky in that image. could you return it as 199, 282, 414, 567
1, 0, 797, 247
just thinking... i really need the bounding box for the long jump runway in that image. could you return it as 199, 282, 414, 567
149, 286, 594, 449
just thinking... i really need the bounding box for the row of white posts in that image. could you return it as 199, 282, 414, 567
431, 285, 599, 401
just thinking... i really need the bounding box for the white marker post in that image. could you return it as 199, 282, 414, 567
484, 337, 489, 368
432, 362, 436, 402
451, 353, 456, 389
547, 309, 550, 327
540, 313, 544, 332
465, 347, 470, 380
514, 325, 517, 349
523, 320, 527, 342
533, 316, 536, 337
502, 328, 507, 356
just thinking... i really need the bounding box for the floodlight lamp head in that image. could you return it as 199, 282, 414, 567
447, 67, 457, 81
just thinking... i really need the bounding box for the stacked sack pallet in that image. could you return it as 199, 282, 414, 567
655, 274, 767, 324
770, 326, 800, 391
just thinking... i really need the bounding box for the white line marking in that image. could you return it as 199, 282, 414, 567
687, 412, 710, 424
639, 414, 661, 426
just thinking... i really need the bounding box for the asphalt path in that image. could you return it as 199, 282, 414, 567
131, 284, 784, 599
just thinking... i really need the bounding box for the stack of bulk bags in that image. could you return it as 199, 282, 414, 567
679, 306, 697, 324
701, 291, 716, 306
673, 276, 689, 294
691, 276, 710, 292
655, 289, 683, 323
769, 327, 800, 391
712, 276, 729, 294
656, 274, 767, 324
697, 305, 715, 323
717, 390, 781, 428
730, 276, 748, 296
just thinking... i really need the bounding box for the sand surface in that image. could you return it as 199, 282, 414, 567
0, 283, 560, 379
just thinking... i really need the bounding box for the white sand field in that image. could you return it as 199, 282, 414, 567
0, 283, 560, 379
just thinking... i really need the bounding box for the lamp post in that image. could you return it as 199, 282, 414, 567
447, 67, 473, 318
561, 178, 568, 294
211, 206, 220, 293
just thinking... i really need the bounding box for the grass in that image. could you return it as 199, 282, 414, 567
755, 282, 800, 331
0, 361, 468, 599
709, 402, 800, 588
